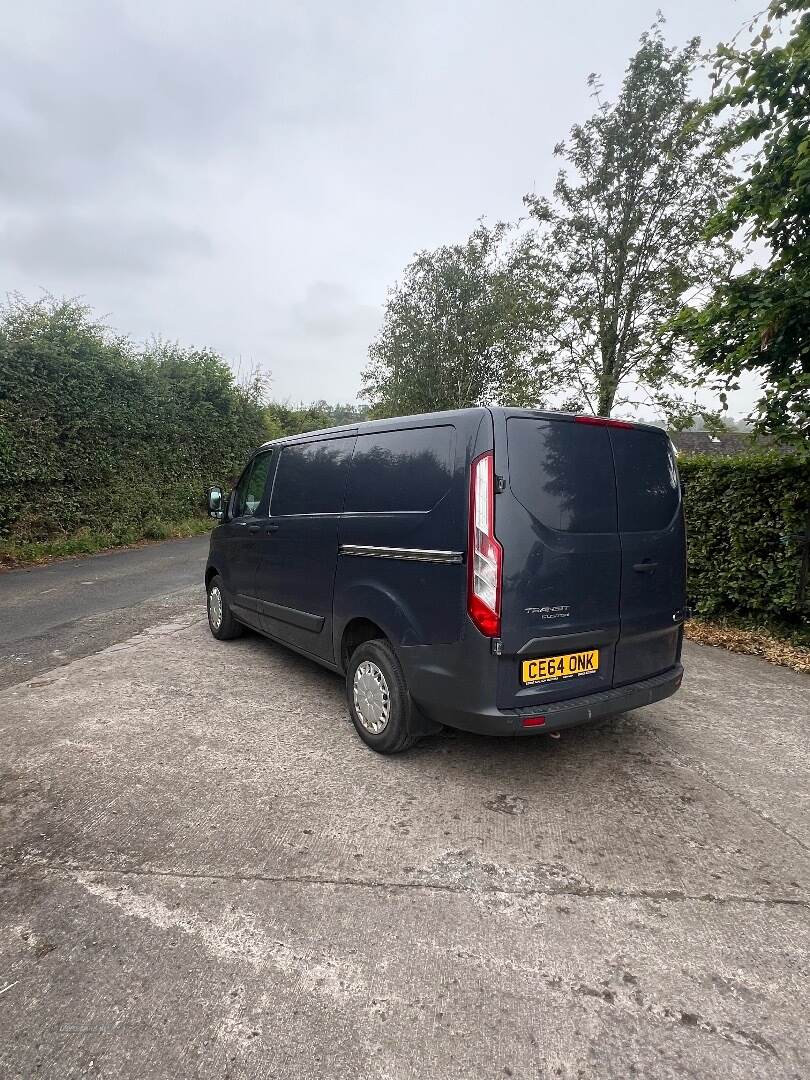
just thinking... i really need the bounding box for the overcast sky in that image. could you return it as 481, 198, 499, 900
1, 0, 760, 414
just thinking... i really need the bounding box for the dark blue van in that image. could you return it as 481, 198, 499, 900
204, 408, 685, 753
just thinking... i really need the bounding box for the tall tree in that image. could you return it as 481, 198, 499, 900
526, 22, 736, 421
676, 0, 810, 441
361, 222, 547, 417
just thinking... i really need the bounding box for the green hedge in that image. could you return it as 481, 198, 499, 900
680, 452, 810, 622
0, 296, 269, 543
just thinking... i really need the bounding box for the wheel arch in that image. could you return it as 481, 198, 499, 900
340, 617, 388, 673
333, 581, 423, 674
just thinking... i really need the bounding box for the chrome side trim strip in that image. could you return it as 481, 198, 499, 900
339, 544, 463, 564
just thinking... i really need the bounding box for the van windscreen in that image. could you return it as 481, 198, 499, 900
610, 428, 680, 531
506, 418, 616, 533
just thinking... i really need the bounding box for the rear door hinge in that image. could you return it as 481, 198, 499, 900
491, 638, 503, 655
494, 474, 506, 494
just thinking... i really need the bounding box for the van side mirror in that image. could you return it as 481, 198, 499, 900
207, 485, 225, 519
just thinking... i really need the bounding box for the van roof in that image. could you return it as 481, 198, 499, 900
259, 406, 490, 448
259, 407, 667, 449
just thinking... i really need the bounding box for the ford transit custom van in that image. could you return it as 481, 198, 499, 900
205, 408, 685, 753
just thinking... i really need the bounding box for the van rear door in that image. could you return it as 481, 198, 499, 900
494, 414, 622, 711
608, 426, 685, 685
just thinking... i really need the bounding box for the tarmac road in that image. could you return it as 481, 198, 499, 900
0, 541, 808, 1078
0, 535, 210, 690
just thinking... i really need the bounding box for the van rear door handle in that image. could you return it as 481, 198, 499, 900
633, 560, 658, 573
247, 524, 261, 533
265, 523, 279, 533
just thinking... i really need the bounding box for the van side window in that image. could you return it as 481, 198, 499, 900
507, 418, 616, 533
345, 426, 455, 513
611, 429, 680, 531
232, 450, 274, 518
270, 437, 355, 516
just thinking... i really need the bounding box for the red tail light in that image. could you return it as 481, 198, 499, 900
522, 715, 546, 728
575, 415, 634, 429
468, 451, 502, 637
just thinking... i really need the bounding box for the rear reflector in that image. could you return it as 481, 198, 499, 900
522, 715, 546, 727
575, 415, 634, 429
467, 450, 503, 637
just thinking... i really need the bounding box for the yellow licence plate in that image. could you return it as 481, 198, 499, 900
521, 649, 599, 685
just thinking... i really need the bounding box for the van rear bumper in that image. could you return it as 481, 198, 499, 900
408, 659, 684, 737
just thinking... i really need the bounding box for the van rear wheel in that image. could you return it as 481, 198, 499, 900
346, 638, 418, 754
207, 575, 244, 640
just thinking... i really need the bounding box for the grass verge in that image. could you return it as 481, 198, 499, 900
685, 617, 810, 675
0, 517, 213, 570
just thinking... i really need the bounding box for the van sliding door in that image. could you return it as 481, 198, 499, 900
254, 435, 356, 662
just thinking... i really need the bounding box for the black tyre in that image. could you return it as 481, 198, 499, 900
206, 574, 244, 640
346, 638, 418, 754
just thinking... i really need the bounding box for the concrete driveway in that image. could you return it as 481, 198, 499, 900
1, 596, 808, 1079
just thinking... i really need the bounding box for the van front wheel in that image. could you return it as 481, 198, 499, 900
207, 575, 244, 640
346, 639, 418, 754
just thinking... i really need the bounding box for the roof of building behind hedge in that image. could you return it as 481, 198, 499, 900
670, 431, 791, 457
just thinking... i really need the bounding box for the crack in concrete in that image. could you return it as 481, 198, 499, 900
60, 870, 785, 1065
20, 861, 808, 909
